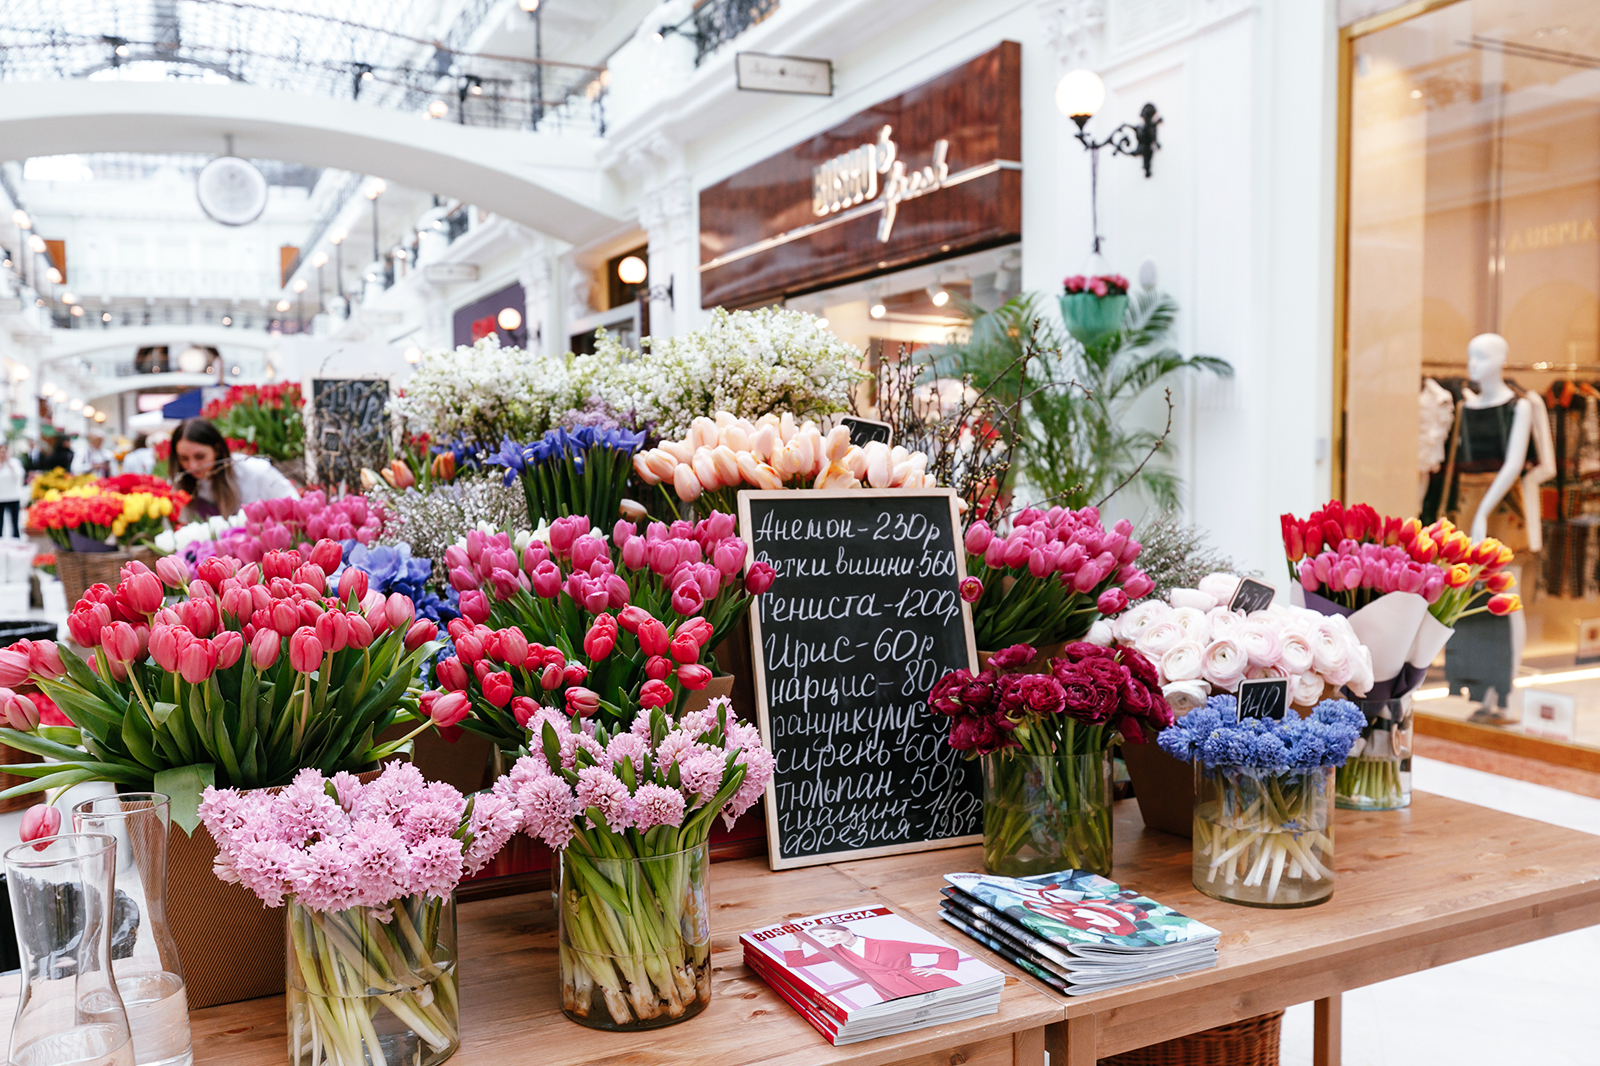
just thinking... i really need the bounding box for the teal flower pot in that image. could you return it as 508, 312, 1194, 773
1059, 292, 1128, 347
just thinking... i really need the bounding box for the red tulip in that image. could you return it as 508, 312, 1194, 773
670, 633, 699, 665
676, 664, 712, 691
213, 630, 244, 670
149, 625, 181, 672
345, 614, 374, 650
436, 656, 469, 691
511, 696, 539, 727
221, 587, 253, 624
250, 628, 280, 670
429, 691, 471, 728
26, 641, 65, 681
404, 619, 437, 652
499, 628, 529, 668
459, 589, 490, 625
19, 805, 60, 851
67, 609, 102, 649
638, 679, 673, 709
315, 611, 349, 654
103, 621, 140, 664
678, 617, 714, 647
122, 571, 165, 616
270, 601, 299, 637
385, 594, 414, 631
637, 619, 669, 657
565, 686, 600, 718
337, 568, 368, 604
618, 605, 651, 634
539, 664, 563, 691
1487, 593, 1521, 616
583, 623, 615, 661
744, 562, 775, 595
196, 556, 234, 590
645, 655, 672, 682
454, 634, 484, 664
177, 637, 218, 684
155, 556, 189, 590
483, 671, 514, 708
288, 627, 323, 674
310, 539, 343, 574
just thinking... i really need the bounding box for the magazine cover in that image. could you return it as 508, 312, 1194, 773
741, 905, 1002, 1014
944, 870, 1220, 954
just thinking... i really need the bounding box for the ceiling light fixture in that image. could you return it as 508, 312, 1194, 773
81, 404, 95, 417
616, 256, 648, 285
292, 279, 308, 293
68, 398, 83, 411
45, 268, 63, 285
94, 412, 107, 423
927, 286, 949, 307
869, 301, 887, 319
428, 100, 448, 118
61, 291, 76, 305
70, 305, 84, 317
177, 346, 209, 373
330, 228, 347, 245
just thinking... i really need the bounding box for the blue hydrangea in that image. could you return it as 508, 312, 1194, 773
1158, 695, 1364, 772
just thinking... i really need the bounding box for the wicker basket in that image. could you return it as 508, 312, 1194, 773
55, 546, 159, 607
1099, 1011, 1283, 1066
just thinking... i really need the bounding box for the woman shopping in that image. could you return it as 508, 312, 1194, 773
171, 418, 298, 520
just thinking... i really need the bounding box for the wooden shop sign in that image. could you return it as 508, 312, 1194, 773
699, 42, 1021, 310
738, 488, 982, 870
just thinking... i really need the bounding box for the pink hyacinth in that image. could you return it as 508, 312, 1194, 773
632, 784, 687, 832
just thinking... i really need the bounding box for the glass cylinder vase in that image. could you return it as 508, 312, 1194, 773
1192, 765, 1335, 908
285, 893, 459, 1066
1335, 697, 1412, 810
982, 749, 1113, 877
557, 839, 711, 1031
5, 832, 134, 1066
73, 793, 192, 1066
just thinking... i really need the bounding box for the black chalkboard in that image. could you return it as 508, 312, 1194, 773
311, 379, 391, 494
839, 416, 892, 447
739, 488, 982, 870
1237, 677, 1289, 721
1229, 578, 1276, 614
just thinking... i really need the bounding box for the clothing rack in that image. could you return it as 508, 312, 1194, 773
1422, 361, 1600, 373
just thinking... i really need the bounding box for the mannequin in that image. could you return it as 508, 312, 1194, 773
1444, 333, 1556, 724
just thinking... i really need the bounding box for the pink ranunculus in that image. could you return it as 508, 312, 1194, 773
1199, 637, 1247, 691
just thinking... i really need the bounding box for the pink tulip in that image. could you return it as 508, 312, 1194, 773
964, 521, 993, 555
288, 628, 323, 674
213, 630, 244, 670
404, 619, 437, 652
337, 568, 368, 604
26, 641, 65, 681
315, 611, 349, 654
459, 590, 490, 624
123, 571, 165, 615
385, 595, 414, 631
155, 555, 189, 590
103, 621, 140, 664
177, 637, 218, 684
0, 648, 30, 688
19, 805, 60, 850
3, 692, 39, 732
310, 539, 343, 574
250, 629, 280, 670
430, 691, 471, 728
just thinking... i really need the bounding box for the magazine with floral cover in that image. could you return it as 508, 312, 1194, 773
741, 904, 1004, 1043
943, 870, 1221, 956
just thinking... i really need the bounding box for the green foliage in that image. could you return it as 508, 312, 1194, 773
938, 290, 1232, 511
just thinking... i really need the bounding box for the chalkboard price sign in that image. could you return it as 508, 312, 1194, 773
739, 488, 982, 870
839, 416, 893, 447
310, 378, 391, 494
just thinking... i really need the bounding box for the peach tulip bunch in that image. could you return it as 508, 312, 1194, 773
633, 412, 935, 513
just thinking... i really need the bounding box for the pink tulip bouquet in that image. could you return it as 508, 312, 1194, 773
961, 506, 1154, 650
200, 763, 522, 1066
0, 541, 443, 832
495, 695, 774, 1027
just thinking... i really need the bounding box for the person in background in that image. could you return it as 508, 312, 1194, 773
171, 417, 297, 519
72, 431, 115, 478
0, 443, 24, 538
35, 430, 74, 476
121, 433, 156, 476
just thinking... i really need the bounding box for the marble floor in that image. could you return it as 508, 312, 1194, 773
1278, 756, 1600, 1066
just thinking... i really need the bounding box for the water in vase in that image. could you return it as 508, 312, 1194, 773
118, 972, 191, 1066
11, 1023, 135, 1066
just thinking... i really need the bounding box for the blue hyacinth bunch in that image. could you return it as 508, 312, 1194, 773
1158, 695, 1365, 771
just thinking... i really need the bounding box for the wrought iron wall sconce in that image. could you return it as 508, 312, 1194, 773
1055, 69, 1162, 256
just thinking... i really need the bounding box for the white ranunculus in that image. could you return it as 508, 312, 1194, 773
1291, 671, 1327, 707
1200, 637, 1248, 691
1207, 606, 1244, 635
1169, 587, 1218, 611
1114, 600, 1171, 644
1086, 619, 1115, 647
1197, 572, 1242, 605
1163, 679, 1211, 713
1235, 621, 1285, 669
1160, 640, 1206, 682
1279, 631, 1315, 675
1137, 620, 1186, 659
1311, 619, 1354, 686
1170, 607, 1212, 647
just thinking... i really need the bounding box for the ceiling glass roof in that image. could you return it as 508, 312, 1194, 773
0, 0, 605, 130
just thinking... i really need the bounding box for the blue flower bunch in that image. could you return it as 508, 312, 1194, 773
335, 540, 460, 625
485, 426, 647, 528
1158, 695, 1365, 771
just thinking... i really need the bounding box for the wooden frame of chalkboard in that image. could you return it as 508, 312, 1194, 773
738, 488, 983, 870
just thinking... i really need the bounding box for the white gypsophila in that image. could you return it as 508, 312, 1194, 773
635, 307, 866, 438
388, 335, 644, 446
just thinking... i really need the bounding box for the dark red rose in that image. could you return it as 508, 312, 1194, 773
988, 643, 1037, 670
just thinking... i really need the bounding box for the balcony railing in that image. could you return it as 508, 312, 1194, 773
665, 0, 780, 67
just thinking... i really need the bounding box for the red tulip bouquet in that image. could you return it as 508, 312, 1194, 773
434, 513, 773, 750
0, 541, 443, 832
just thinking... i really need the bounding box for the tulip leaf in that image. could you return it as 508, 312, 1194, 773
150, 701, 179, 726
155, 763, 216, 836
0, 767, 95, 801
37, 726, 81, 747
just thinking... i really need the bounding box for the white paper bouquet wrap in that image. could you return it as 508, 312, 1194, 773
1290, 586, 1451, 702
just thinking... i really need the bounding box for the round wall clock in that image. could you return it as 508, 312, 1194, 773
196, 156, 269, 226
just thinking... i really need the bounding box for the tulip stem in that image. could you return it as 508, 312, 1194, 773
125, 663, 159, 730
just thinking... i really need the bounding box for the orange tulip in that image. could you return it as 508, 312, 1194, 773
431, 452, 457, 481
1485, 571, 1515, 593
1441, 532, 1472, 563
1495, 544, 1514, 567
1487, 593, 1521, 615
1445, 563, 1474, 589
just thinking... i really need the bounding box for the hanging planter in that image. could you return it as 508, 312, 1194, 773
1059, 274, 1131, 347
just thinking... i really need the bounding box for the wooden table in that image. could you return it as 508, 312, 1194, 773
59, 791, 1600, 1066
841, 792, 1600, 1066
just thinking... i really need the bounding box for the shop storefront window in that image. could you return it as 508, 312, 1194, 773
1345, 0, 1600, 744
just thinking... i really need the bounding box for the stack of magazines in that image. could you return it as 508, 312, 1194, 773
939, 869, 1221, 995
742, 905, 1005, 1045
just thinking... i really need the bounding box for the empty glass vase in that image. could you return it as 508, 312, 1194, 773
5, 831, 134, 1066
72, 793, 192, 1066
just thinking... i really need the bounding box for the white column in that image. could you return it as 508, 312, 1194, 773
638, 177, 695, 338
